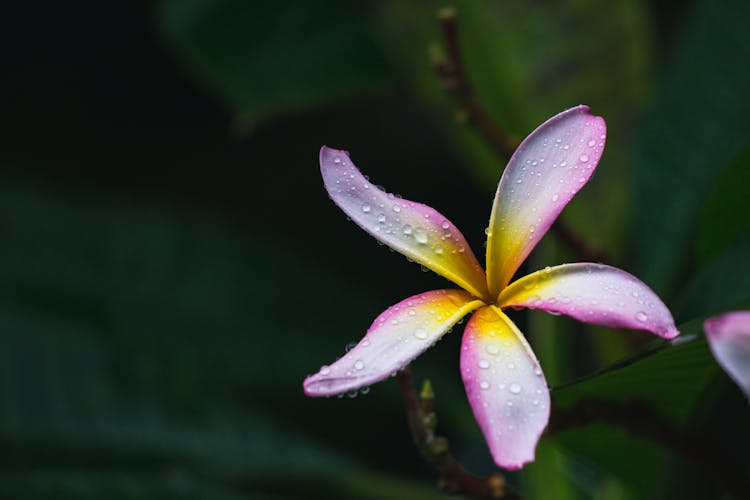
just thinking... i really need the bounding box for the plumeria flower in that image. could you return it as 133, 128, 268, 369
704, 311, 750, 402
303, 106, 679, 469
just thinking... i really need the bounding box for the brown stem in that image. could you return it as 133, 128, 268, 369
548, 398, 749, 499
396, 366, 521, 499
434, 8, 519, 159
433, 8, 606, 264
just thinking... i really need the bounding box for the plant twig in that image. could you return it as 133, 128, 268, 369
396, 366, 521, 499
432, 8, 606, 264
432, 8, 519, 159
548, 398, 750, 499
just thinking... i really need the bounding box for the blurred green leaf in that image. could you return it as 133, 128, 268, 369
695, 143, 750, 265
630, 0, 750, 295
156, 0, 395, 132
673, 238, 750, 322
0, 182, 444, 499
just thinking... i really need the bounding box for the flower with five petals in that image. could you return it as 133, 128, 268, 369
303, 106, 679, 469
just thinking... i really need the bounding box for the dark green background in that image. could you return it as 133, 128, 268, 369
0, 1, 748, 498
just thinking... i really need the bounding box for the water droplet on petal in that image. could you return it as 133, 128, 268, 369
478, 359, 490, 369
354, 360, 365, 370
434, 244, 444, 255
480, 381, 490, 390
414, 227, 429, 244
588, 140, 596, 147
361, 203, 371, 213
377, 213, 386, 223
441, 221, 450, 230
320, 365, 331, 375
413, 328, 428, 340
509, 383, 522, 394
485, 344, 500, 356
636, 311, 648, 322
402, 224, 413, 235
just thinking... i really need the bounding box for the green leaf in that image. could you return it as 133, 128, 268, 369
156, 0, 395, 132
630, 0, 750, 295
0, 181, 442, 499
695, 143, 750, 265
553, 320, 719, 426
551, 305, 750, 499
673, 238, 750, 322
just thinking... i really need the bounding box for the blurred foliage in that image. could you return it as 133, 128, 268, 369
0, 0, 749, 498
156, 0, 395, 133
629, 0, 750, 297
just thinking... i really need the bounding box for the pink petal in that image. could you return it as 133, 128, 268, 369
485, 106, 607, 297
320, 146, 489, 300
704, 311, 750, 401
498, 263, 679, 339
460, 306, 550, 470
304, 289, 483, 396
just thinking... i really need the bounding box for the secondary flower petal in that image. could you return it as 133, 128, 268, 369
320, 147, 489, 299
498, 263, 679, 339
460, 306, 550, 470
704, 311, 750, 401
485, 106, 607, 297
304, 289, 484, 396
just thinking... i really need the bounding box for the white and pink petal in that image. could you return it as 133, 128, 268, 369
704, 311, 750, 401
320, 147, 489, 299
498, 263, 679, 339
304, 289, 484, 397
485, 106, 607, 296
460, 306, 550, 470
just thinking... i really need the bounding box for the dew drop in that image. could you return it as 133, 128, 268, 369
552, 194, 559, 202
434, 244, 444, 255
478, 359, 490, 369
485, 344, 500, 356
480, 381, 490, 390
320, 365, 331, 375
636, 311, 648, 322
402, 224, 413, 235
413, 328, 428, 340
509, 383, 521, 394
414, 227, 429, 244
441, 221, 450, 229
392, 205, 401, 213
588, 140, 596, 147
354, 360, 365, 370
333, 157, 342, 164
377, 213, 386, 223
361, 203, 371, 213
